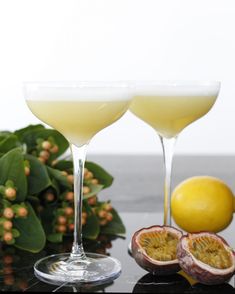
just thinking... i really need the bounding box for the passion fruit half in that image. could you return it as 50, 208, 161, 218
131, 225, 183, 275
177, 232, 235, 285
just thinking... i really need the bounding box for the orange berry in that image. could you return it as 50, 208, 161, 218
88, 196, 97, 206
104, 203, 112, 212
42, 140, 52, 150
45, 192, 55, 202
65, 191, 74, 201
50, 145, 59, 154
82, 212, 88, 219
4, 274, 14, 286
3, 208, 14, 219
98, 210, 107, 218
83, 186, 90, 195
18, 280, 28, 290
57, 215, 67, 225
61, 171, 68, 176
105, 242, 112, 249
64, 207, 74, 216
39, 150, 50, 160
17, 207, 28, 217
3, 255, 13, 265
68, 223, 74, 231
3, 266, 13, 275
5, 188, 16, 200
84, 171, 93, 180
67, 174, 74, 184
99, 219, 108, 226
24, 166, 30, 176
3, 232, 13, 242
91, 179, 99, 185
51, 159, 58, 166
38, 157, 45, 163
106, 213, 113, 222
3, 220, 13, 230
56, 225, 66, 233
82, 217, 86, 226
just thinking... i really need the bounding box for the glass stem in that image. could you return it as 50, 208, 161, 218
70, 143, 87, 259
160, 136, 177, 226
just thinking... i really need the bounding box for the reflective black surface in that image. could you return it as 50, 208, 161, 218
1, 212, 235, 292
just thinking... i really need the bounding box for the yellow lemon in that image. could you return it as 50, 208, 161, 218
171, 176, 234, 233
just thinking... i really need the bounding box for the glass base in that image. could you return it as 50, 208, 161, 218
34, 252, 121, 286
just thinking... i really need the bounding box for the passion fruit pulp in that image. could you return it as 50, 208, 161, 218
177, 232, 235, 285
131, 225, 183, 275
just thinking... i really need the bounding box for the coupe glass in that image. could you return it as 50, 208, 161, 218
23, 81, 133, 286
129, 81, 220, 225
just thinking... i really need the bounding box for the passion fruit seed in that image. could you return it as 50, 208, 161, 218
139, 231, 178, 262
189, 235, 232, 269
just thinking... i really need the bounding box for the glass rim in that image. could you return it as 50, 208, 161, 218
23, 80, 134, 89
133, 80, 221, 88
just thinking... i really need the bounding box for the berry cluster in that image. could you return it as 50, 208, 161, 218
0, 204, 28, 244
33, 139, 59, 164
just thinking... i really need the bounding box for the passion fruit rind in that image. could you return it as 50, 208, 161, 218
177, 232, 235, 285
132, 225, 183, 275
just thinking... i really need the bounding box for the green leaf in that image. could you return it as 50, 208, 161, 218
83, 184, 104, 199
0, 134, 21, 153
18, 127, 69, 158
47, 233, 63, 243
13, 202, 46, 253
40, 203, 57, 237
25, 154, 51, 195
101, 208, 126, 237
53, 160, 73, 172
83, 201, 100, 240
0, 148, 27, 202
47, 166, 72, 189
85, 161, 113, 188
14, 124, 45, 142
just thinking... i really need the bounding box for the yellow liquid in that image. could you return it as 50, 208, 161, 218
27, 99, 130, 146
130, 95, 217, 138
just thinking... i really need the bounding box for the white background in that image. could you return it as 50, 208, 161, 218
0, 0, 234, 154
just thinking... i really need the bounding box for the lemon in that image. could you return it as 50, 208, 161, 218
171, 176, 234, 233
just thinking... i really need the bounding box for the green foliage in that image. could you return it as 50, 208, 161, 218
0, 125, 125, 253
